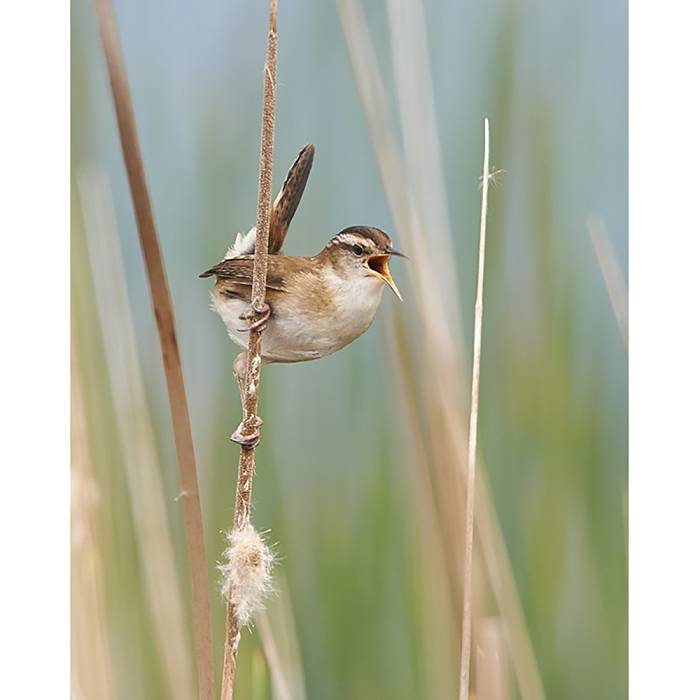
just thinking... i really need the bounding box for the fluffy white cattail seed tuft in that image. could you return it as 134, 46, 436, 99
219, 524, 273, 626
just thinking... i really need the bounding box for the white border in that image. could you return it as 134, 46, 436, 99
0, 1, 69, 697
630, 2, 700, 697
2, 1, 700, 697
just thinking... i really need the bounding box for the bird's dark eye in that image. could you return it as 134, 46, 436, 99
352, 244, 364, 256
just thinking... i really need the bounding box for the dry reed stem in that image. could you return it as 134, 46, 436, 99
79, 169, 197, 700
588, 216, 628, 350
90, 1, 215, 697
385, 315, 456, 609
384, 315, 462, 698
475, 473, 544, 700
255, 612, 294, 700
256, 573, 308, 700
459, 118, 491, 700
384, 2, 474, 593
253, 572, 308, 700
339, 0, 468, 597
476, 618, 510, 700
71, 337, 116, 700
220, 3, 278, 698
385, 0, 463, 338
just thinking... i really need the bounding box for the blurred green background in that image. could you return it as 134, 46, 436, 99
71, 0, 627, 698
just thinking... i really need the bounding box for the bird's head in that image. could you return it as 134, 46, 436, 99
323, 226, 405, 300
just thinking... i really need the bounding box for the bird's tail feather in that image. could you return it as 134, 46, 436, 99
225, 144, 315, 260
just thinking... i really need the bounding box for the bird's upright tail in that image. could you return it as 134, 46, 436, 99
225, 144, 315, 259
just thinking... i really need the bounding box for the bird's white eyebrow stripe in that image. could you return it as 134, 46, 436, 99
330, 232, 370, 248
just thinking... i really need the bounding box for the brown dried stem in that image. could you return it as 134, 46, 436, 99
459, 117, 491, 700
220, 2, 278, 698
90, 1, 215, 697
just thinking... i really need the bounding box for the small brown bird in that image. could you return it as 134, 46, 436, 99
201, 144, 404, 446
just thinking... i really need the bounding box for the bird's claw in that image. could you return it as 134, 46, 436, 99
230, 416, 264, 448
238, 303, 271, 333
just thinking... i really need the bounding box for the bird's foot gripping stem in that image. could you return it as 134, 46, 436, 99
238, 302, 271, 333
230, 416, 264, 449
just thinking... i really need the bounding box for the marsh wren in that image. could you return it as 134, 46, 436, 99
201, 144, 404, 446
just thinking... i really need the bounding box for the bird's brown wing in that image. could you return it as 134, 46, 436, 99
268, 144, 315, 254
199, 255, 287, 291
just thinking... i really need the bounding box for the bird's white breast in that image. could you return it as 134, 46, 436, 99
210, 271, 385, 363
322, 269, 385, 346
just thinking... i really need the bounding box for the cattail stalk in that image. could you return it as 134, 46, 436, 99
459, 117, 491, 700
90, 1, 215, 697
220, 2, 278, 698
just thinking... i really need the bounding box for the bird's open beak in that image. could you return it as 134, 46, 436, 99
367, 254, 403, 301
387, 246, 407, 259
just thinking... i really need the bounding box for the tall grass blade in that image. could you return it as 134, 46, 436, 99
588, 216, 628, 350
255, 572, 308, 700
79, 168, 197, 700
476, 473, 545, 700
71, 337, 116, 700
476, 618, 510, 700
385, 0, 463, 338
256, 613, 294, 700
